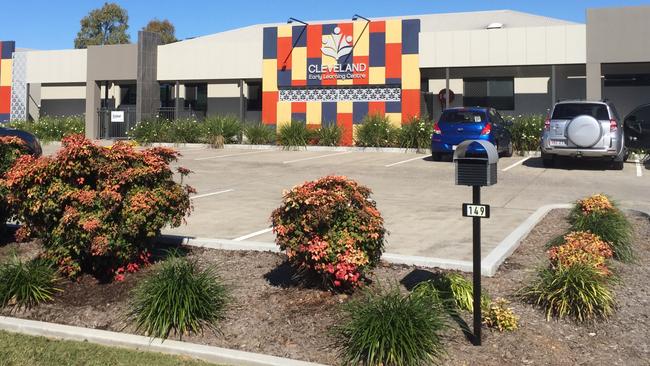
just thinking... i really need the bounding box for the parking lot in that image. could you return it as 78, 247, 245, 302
43, 144, 650, 262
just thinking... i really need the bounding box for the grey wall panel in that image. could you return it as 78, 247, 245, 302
587, 6, 650, 64
41, 99, 86, 117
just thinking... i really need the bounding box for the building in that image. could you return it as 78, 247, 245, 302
1, 6, 649, 144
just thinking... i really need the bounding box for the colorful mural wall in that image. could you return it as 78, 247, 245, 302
0, 41, 15, 122
262, 19, 421, 145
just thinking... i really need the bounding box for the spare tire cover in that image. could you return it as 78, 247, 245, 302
566, 115, 602, 148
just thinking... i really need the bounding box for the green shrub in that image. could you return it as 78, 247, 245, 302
398, 117, 433, 151
0, 256, 61, 310
7, 116, 85, 143
316, 125, 342, 146
0, 137, 31, 228
355, 114, 399, 147
128, 119, 172, 144
504, 114, 545, 153
333, 286, 447, 366
271, 176, 385, 290
166, 119, 204, 143
277, 121, 312, 148
519, 264, 615, 322
244, 123, 275, 145
4, 135, 194, 280
129, 255, 228, 339
482, 298, 519, 332
203, 115, 242, 144
415, 273, 489, 312
569, 194, 633, 262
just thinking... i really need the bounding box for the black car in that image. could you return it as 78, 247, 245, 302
624, 104, 650, 151
0, 127, 43, 157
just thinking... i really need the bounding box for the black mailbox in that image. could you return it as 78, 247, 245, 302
453, 140, 498, 186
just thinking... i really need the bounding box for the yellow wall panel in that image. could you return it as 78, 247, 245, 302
276, 101, 292, 127
277, 25, 292, 38
386, 113, 402, 128
353, 21, 369, 56
385, 19, 402, 44
306, 102, 322, 125
262, 59, 277, 92
0, 60, 12, 87
291, 47, 307, 81
337, 78, 353, 86
401, 54, 420, 89
337, 101, 353, 114
369, 66, 386, 85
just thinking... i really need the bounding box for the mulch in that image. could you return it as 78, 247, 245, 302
0, 209, 648, 365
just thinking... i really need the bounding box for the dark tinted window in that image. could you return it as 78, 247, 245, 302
627, 105, 650, 122
551, 103, 610, 120
463, 78, 515, 110
440, 110, 486, 123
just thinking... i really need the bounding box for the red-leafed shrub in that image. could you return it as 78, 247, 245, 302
4, 135, 194, 280
271, 176, 385, 290
548, 231, 614, 276
0, 136, 31, 229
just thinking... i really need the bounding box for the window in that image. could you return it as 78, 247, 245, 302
184, 84, 207, 111
247, 82, 262, 111
551, 103, 610, 120
120, 85, 137, 106
439, 110, 486, 123
463, 78, 514, 111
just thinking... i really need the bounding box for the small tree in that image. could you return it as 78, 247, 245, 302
74, 2, 130, 49
143, 19, 178, 44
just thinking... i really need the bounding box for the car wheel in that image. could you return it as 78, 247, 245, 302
612, 160, 624, 170
541, 153, 555, 168
432, 152, 442, 161
503, 141, 514, 158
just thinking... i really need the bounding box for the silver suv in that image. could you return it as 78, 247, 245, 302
541, 100, 628, 169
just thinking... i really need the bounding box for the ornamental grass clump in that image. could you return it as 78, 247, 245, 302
129, 254, 228, 340
202, 115, 242, 145
398, 116, 433, 151
271, 176, 385, 291
277, 120, 313, 149
569, 194, 633, 262
355, 114, 399, 147
414, 273, 489, 312
333, 286, 447, 366
519, 264, 614, 323
0, 256, 61, 310
244, 123, 275, 145
316, 125, 343, 146
3, 135, 194, 280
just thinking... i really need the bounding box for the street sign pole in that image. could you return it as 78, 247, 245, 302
472, 185, 482, 346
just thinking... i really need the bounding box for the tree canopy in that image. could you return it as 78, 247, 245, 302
143, 19, 178, 44
74, 2, 130, 49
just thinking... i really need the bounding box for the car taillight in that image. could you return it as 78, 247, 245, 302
610, 119, 618, 132
433, 122, 441, 135
544, 118, 551, 131
480, 123, 492, 135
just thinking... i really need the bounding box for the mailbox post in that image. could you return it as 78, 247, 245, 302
453, 140, 498, 346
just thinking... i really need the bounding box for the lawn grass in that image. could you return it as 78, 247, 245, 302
0, 330, 218, 366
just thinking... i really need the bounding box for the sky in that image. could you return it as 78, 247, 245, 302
2, 0, 649, 50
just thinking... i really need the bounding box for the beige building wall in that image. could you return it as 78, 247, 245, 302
420, 25, 586, 68
25, 49, 87, 84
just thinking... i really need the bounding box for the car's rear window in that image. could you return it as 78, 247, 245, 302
551, 103, 610, 120
440, 110, 486, 123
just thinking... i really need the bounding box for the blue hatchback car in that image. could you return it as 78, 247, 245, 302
430, 107, 513, 161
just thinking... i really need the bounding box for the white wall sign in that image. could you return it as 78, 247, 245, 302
111, 111, 125, 123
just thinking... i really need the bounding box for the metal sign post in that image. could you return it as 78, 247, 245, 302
453, 139, 498, 347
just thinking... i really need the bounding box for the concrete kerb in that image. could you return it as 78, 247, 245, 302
159, 203, 573, 277
0, 316, 326, 366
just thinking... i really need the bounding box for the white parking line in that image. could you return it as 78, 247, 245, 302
190, 189, 235, 200
282, 151, 352, 164
385, 156, 426, 167
501, 157, 531, 172
636, 159, 643, 177
195, 150, 273, 161
233, 227, 274, 241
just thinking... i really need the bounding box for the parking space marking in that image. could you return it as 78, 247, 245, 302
501, 157, 531, 172
233, 227, 273, 241
636, 159, 643, 177
190, 189, 235, 200
282, 151, 352, 164
194, 150, 273, 161
385, 156, 426, 167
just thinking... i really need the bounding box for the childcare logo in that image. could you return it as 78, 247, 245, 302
308, 26, 367, 81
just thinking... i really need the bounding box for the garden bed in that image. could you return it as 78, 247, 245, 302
1, 209, 648, 365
